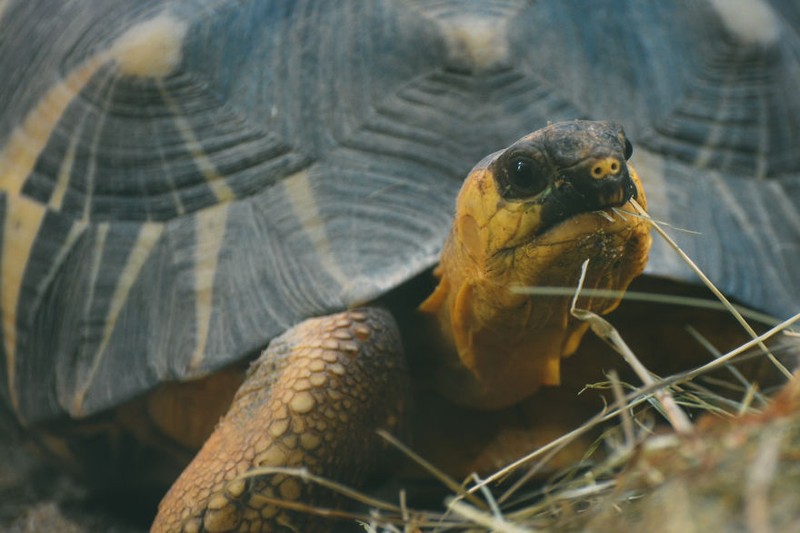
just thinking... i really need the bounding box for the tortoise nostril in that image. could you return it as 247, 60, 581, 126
590, 157, 622, 180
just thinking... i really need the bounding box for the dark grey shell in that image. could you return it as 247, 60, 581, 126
1, 0, 798, 424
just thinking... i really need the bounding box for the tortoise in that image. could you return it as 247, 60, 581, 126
1, 0, 799, 531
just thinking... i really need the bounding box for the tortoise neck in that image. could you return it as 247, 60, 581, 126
417, 229, 586, 410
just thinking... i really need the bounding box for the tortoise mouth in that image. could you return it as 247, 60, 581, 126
501, 194, 640, 260
536, 171, 638, 237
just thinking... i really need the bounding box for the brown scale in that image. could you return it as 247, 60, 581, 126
151, 310, 407, 532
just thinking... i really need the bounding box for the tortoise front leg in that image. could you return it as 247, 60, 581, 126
151, 308, 408, 532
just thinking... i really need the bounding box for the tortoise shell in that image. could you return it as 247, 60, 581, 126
1, 0, 798, 424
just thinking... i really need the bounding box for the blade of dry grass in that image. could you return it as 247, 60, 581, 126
511, 286, 779, 326
376, 429, 487, 510
470, 473, 503, 521
571, 259, 694, 434
685, 325, 768, 407
676, 312, 800, 383
446, 498, 538, 533
242, 466, 403, 515
629, 199, 793, 380
609, 370, 635, 449
241, 466, 472, 531
469, 310, 800, 498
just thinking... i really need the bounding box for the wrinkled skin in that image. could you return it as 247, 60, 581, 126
421, 120, 650, 409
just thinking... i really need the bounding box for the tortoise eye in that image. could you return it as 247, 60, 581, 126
506, 156, 548, 197
624, 138, 633, 160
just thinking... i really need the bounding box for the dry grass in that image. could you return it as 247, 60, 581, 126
246, 206, 800, 532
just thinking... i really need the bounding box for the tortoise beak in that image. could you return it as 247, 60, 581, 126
545, 155, 637, 225
587, 156, 638, 208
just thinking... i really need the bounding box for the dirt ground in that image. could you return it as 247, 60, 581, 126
0, 404, 145, 533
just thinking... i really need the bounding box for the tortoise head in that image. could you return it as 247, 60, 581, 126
455, 120, 640, 256
421, 120, 651, 409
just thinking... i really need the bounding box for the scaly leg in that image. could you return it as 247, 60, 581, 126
152, 308, 407, 532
